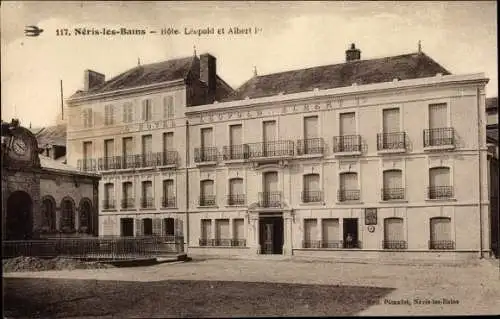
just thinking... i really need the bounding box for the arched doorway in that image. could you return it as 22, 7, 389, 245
6, 191, 33, 240
78, 199, 92, 234
41, 196, 56, 232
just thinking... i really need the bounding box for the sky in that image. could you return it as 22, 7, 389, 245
1, 1, 497, 127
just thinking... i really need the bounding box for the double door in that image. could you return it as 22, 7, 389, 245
259, 216, 283, 254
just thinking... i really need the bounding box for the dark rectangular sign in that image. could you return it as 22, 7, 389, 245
365, 208, 378, 225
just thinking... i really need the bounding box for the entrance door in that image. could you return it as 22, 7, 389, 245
343, 218, 359, 248
6, 191, 33, 240
259, 216, 284, 254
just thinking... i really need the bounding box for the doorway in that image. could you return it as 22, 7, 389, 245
120, 218, 134, 237
343, 218, 359, 248
6, 191, 33, 240
259, 216, 284, 254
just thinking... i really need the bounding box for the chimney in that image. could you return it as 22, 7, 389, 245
84, 69, 105, 91
200, 53, 217, 103
345, 43, 361, 62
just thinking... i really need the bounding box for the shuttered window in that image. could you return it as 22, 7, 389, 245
383, 108, 400, 133
429, 167, 450, 187
123, 182, 133, 200
163, 179, 174, 199
430, 217, 451, 242
229, 178, 243, 196
201, 219, 212, 240
383, 170, 402, 189
340, 172, 358, 190
142, 99, 152, 121
230, 124, 242, 146
263, 171, 278, 193
384, 218, 404, 241
322, 219, 339, 242
233, 219, 244, 240
104, 104, 115, 125
163, 96, 174, 119
135, 218, 143, 236
83, 141, 92, 159
142, 218, 153, 236
152, 218, 162, 236
104, 183, 114, 202
304, 219, 317, 245
216, 219, 230, 240
104, 139, 114, 158
82, 108, 93, 128
303, 174, 320, 192
122, 137, 133, 157
201, 128, 213, 148
340, 112, 356, 136
123, 102, 133, 123
142, 135, 152, 155
429, 103, 447, 129
201, 180, 214, 197
163, 132, 174, 151
304, 116, 318, 139
142, 181, 153, 199
263, 120, 276, 142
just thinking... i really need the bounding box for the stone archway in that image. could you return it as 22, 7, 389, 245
6, 191, 33, 240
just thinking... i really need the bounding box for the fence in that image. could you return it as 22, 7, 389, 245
2, 236, 184, 259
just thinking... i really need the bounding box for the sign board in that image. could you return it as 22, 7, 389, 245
365, 208, 378, 225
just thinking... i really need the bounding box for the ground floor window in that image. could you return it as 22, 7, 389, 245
303, 219, 318, 248
120, 218, 134, 236
215, 219, 230, 246
142, 218, 153, 236
233, 219, 245, 246
429, 217, 454, 249
322, 219, 341, 248
383, 218, 406, 249
163, 218, 175, 236
60, 198, 75, 232
200, 219, 212, 246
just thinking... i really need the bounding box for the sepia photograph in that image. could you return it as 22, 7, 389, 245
1, 1, 499, 317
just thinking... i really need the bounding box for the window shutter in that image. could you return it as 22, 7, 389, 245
384, 218, 404, 241
135, 219, 142, 236
430, 218, 451, 242
322, 219, 339, 242
233, 219, 244, 240
142, 100, 147, 121
383, 170, 402, 189
340, 112, 356, 136
304, 219, 317, 242
152, 218, 162, 236
383, 108, 400, 133
304, 116, 318, 139
341, 173, 357, 190
429, 103, 447, 129
430, 167, 450, 187
174, 219, 183, 236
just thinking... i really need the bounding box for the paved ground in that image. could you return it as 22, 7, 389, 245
4, 256, 500, 316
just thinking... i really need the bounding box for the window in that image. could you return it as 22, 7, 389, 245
201, 127, 213, 148
340, 112, 356, 136
228, 178, 244, 205
428, 167, 453, 199
141, 181, 153, 208
233, 219, 245, 246
338, 172, 359, 201
227, 124, 244, 159
141, 135, 153, 167
60, 198, 75, 232
429, 217, 454, 249
163, 96, 174, 119
200, 219, 212, 246
215, 219, 230, 246
78, 200, 92, 233
322, 219, 340, 248
142, 99, 152, 121
335, 112, 360, 152
83, 141, 92, 159
123, 102, 134, 123
303, 219, 318, 248
122, 137, 134, 168
142, 218, 153, 236
382, 108, 400, 133
162, 179, 175, 207
162, 132, 175, 165
122, 181, 134, 208
104, 183, 114, 209
104, 104, 115, 125
200, 180, 215, 206
103, 139, 114, 169
120, 218, 134, 237
382, 169, 404, 200
163, 218, 175, 236
301, 116, 322, 155
429, 103, 447, 129
263, 120, 276, 156
41, 198, 56, 232
302, 174, 321, 202
383, 218, 406, 249
82, 108, 93, 128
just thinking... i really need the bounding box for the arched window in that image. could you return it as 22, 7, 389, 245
382, 169, 404, 200
41, 197, 56, 232
199, 180, 215, 206
78, 199, 92, 234
228, 178, 244, 205
383, 218, 406, 249
60, 198, 75, 232
302, 174, 321, 202
429, 217, 453, 249
428, 167, 452, 199
338, 172, 359, 201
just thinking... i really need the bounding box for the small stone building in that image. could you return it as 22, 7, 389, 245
1, 119, 100, 240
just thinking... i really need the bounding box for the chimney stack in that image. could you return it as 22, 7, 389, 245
200, 53, 217, 103
345, 43, 361, 62
84, 69, 105, 91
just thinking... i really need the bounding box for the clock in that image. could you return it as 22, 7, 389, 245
12, 138, 27, 155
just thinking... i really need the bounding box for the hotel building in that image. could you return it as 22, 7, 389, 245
66, 45, 495, 259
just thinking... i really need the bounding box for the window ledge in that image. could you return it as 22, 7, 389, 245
195, 161, 218, 167
377, 148, 406, 154
223, 159, 247, 164
120, 208, 137, 211
102, 209, 118, 212
299, 202, 325, 206
191, 246, 249, 249
424, 145, 455, 151
158, 164, 177, 169
379, 200, 408, 204
336, 201, 364, 205
225, 205, 247, 208
295, 153, 324, 159
197, 205, 219, 209
136, 167, 155, 172
160, 206, 178, 210
334, 151, 362, 157
139, 207, 156, 211
425, 198, 457, 202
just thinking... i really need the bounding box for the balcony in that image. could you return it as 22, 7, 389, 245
423, 127, 455, 150
427, 186, 454, 200
377, 132, 407, 153
301, 190, 323, 203
333, 135, 362, 156
222, 144, 250, 161
97, 152, 178, 171
194, 147, 218, 164
140, 197, 155, 209
337, 189, 360, 202
77, 159, 97, 172
198, 195, 216, 207
121, 198, 135, 209
258, 191, 282, 208
199, 238, 247, 247
429, 240, 455, 250
382, 240, 407, 249
159, 151, 178, 167
102, 199, 115, 210
296, 138, 324, 157
161, 196, 176, 208
381, 188, 405, 201
226, 194, 246, 206
247, 141, 294, 161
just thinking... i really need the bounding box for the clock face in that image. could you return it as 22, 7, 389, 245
12, 138, 27, 155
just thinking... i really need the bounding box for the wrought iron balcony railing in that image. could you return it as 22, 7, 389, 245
337, 189, 360, 202
297, 138, 324, 155
98, 152, 178, 171
247, 140, 294, 159
77, 159, 97, 172
333, 135, 362, 153
429, 240, 455, 250
102, 199, 115, 210
161, 196, 176, 208
423, 127, 455, 147
160, 151, 178, 166
427, 186, 454, 199
343, 240, 362, 249
222, 144, 250, 160
377, 132, 407, 150
226, 194, 246, 206
198, 195, 216, 207
258, 191, 282, 208
381, 188, 405, 201
301, 190, 323, 203
140, 197, 155, 209
121, 198, 135, 209
302, 240, 351, 249
231, 239, 246, 247
382, 240, 408, 249
194, 147, 218, 163
199, 238, 247, 247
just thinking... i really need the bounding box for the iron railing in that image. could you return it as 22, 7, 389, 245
140, 197, 155, 209
343, 240, 362, 249
429, 240, 455, 250
161, 196, 176, 208
337, 189, 360, 202
258, 191, 282, 207
381, 188, 405, 200
160, 151, 178, 166
377, 132, 407, 150
222, 144, 250, 160
121, 198, 135, 209
2, 236, 185, 259
423, 127, 455, 147
102, 199, 115, 210
77, 159, 97, 172
302, 240, 344, 249
427, 186, 454, 199
297, 138, 324, 155
333, 135, 362, 153
198, 238, 246, 247
98, 156, 121, 170
97, 152, 178, 171
383, 240, 408, 249
247, 140, 294, 158
198, 195, 216, 207
226, 194, 246, 206
194, 147, 218, 163
301, 190, 323, 203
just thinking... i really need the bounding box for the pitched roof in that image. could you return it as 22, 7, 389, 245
36, 123, 67, 147
223, 52, 451, 101
72, 56, 195, 98
486, 97, 498, 112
